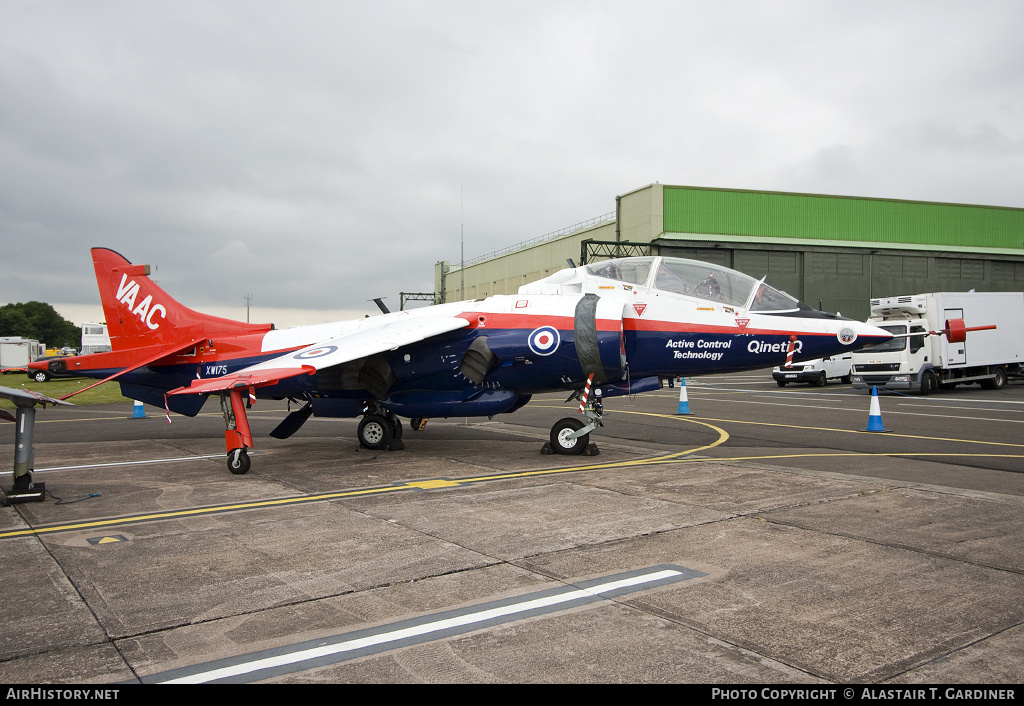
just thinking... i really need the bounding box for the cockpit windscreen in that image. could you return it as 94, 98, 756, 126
651, 258, 800, 311
584, 256, 800, 312
583, 258, 654, 286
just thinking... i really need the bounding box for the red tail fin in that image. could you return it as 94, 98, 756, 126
91, 248, 273, 351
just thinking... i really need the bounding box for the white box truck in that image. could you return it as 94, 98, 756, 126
851, 292, 1024, 394
0, 337, 44, 374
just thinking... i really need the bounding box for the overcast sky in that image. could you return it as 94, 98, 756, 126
2, 0, 1022, 327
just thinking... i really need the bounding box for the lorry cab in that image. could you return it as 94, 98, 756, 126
851, 320, 929, 392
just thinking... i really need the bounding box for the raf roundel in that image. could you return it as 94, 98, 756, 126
294, 345, 339, 360
528, 326, 561, 356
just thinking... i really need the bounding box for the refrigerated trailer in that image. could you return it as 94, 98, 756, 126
851, 292, 1024, 394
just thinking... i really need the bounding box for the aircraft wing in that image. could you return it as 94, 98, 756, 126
168, 313, 470, 398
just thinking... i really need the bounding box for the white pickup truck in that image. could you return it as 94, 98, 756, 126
772, 353, 854, 387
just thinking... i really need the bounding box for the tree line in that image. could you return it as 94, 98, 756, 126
0, 302, 81, 349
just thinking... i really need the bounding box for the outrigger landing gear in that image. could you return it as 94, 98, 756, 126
3, 404, 45, 503
357, 403, 404, 451
220, 387, 254, 474
543, 381, 602, 456
2, 386, 73, 503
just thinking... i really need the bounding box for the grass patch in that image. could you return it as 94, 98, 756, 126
0, 375, 132, 408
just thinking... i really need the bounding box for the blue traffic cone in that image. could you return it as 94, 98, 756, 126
865, 386, 889, 432
131, 400, 147, 419
676, 377, 693, 415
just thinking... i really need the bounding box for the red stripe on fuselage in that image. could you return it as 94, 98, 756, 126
624, 318, 836, 336
457, 311, 621, 331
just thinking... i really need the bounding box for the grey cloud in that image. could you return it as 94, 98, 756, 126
1, 0, 1022, 319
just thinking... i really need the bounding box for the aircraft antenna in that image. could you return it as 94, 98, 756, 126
244, 293, 253, 323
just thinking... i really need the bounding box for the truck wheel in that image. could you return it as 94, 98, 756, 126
920, 370, 937, 396
776, 379, 787, 387
982, 367, 1007, 390
815, 371, 827, 387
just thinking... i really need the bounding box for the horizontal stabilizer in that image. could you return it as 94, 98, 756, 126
59, 338, 209, 401
167, 366, 316, 397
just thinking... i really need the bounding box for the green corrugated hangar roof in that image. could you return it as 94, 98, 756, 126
660, 185, 1023, 254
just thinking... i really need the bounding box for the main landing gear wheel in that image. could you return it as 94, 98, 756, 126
550, 417, 590, 455
358, 414, 393, 450
227, 448, 251, 474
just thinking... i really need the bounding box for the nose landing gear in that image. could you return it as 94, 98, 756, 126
543, 380, 602, 456
220, 387, 254, 474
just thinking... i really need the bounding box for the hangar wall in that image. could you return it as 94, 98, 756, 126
436, 184, 1024, 320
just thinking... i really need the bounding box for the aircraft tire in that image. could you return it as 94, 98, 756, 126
227, 448, 251, 474
358, 414, 393, 450
550, 417, 589, 455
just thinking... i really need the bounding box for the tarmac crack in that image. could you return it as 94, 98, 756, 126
8, 502, 142, 681
763, 515, 1024, 578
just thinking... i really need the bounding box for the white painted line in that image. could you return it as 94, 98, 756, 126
159, 568, 685, 684
910, 398, 1024, 406
0, 455, 227, 477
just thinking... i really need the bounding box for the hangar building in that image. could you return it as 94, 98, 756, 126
434, 184, 1024, 321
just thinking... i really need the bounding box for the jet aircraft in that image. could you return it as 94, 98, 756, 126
28, 248, 894, 475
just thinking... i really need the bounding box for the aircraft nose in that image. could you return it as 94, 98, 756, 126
849, 320, 893, 348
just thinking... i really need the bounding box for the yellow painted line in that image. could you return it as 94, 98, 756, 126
544, 403, 1024, 449
689, 416, 1024, 449
1, 413, 728, 541
407, 479, 463, 489
645, 452, 1024, 465
0, 485, 409, 539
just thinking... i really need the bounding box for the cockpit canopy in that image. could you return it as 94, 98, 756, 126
582, 256, 802, 313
